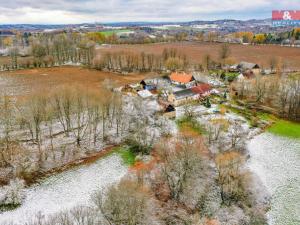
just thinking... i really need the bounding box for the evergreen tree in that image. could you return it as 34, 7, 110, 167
205, 98, 211, 108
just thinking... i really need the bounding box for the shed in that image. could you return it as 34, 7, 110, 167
137, 90, 153, 99
140, 79, 157, 91
168, 89, 199, 106
237, 61, 260, 75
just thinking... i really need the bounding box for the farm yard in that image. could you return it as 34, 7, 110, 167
97, 41, 300, 70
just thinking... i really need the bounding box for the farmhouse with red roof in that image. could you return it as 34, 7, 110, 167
169, 72, 196, 88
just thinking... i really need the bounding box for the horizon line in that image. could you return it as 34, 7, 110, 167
0, 18, 271, 26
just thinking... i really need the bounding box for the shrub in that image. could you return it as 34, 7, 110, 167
250, 116, 259, 127
0, 178, 25, 212
205, 98, 212, 108
226, 72, 239, 82
125, 138, 152, 155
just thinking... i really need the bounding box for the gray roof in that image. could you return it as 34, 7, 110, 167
192, 72, 209, 82
238, 61, 260, 70
137, 90, 153, 98
173, 89, 197, 100
143, 78, 157, 85
143, 77, 170, 85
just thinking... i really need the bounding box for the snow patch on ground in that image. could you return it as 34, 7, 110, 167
0, 154, 127, 225
175, 104, 219, 118
247, 133, 300, 225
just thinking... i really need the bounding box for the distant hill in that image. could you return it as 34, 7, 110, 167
0, 19, 271, 29
1, 19, 292, 34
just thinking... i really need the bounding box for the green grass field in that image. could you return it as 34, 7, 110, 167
99, 29, 132, 37
225, 104, 300, 139
268, 120, 300, 139
256, 112, 300, 139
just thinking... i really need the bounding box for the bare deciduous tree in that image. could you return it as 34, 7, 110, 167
219, 43, 231, 65
215, 151, 245, 205
157, 134, 207, 201
93, 180, 149, 225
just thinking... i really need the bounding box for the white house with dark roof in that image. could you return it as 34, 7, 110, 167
168, 89, 199, 106
237, 61, 260, 75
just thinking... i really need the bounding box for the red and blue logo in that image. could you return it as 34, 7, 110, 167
272, 10, 300, 26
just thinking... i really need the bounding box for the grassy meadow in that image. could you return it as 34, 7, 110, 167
99, 29, 132, 37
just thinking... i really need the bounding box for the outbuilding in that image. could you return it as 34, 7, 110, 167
163, 104, 176, 118
191, 84, 212, 97
137, 90, 153, 99
168, 89, 199, 106
237, 61, 260, 75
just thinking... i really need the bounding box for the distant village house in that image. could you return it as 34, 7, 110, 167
237, 61, 260, 75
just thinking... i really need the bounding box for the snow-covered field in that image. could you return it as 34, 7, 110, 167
247, 133, 300, 225
0, 154, 127, 225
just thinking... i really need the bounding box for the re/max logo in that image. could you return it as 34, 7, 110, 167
272, 10, 300, 27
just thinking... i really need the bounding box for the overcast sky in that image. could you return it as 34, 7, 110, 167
0, 0, 300, 24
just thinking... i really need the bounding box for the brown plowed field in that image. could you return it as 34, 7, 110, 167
97, 42, 300, 70
0, 66, 153, 96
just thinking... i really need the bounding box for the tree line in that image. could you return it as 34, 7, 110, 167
93, 48, 190, 73
232, 74, 300, 121
1, 31, 193, 73
232, 28, 300, 44
1, 32, 95, 71
0, 82, 164, 184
